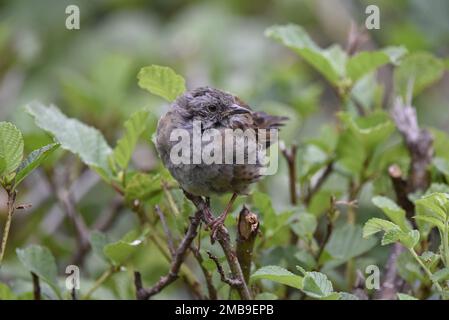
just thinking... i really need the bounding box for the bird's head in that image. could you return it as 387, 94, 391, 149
175, 87, 251, 129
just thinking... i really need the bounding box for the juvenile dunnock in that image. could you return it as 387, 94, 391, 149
155, 87, 286, 234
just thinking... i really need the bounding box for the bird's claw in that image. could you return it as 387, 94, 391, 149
209, 217, 225, 242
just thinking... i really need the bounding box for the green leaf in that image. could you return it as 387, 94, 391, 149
137, 65, 186, 102
414, 216, 445, 231
290, 213, 317, 240
394, 52, 445, 97
372, 196, 410, 231
265, 24, 344, 84
124, 173, 163, 204
433, 157, 449, 179
26, 102, 112, 178
337, 111, 394, 150
16, 245, 61, 298
346, 51, 390, 83
363, 218, 401, 238
414, 193, 449, 232
13, 143, 59, 189
397, 293, 418, 300
113, 109, 150, 169
90, 231, 110, 262
103, 229, 147, 266
0, 122, 24, 177
381, 229, 419, 249
324, 224, 377, 266
0, 282, 16, 300
301, 272, 333, 299
336, 130, 366, 176
250, 266, 303, 289
430, 268, 449, 283
254, 292, 278, 300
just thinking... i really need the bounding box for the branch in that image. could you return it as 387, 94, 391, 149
376, 97, 434, 299
280, 143, 298, 205
236, 206, 259, 283
184, 192, 252, 300
31, 272, 41, 300
207, 251, 242, 287
155, 205, 175, 257
391, 97, 433, 192
304, 161, 334, 205
53, 166, 90, 250
190, 245, 218, 300
0, 189, 16, 266
137, 210, 202, 300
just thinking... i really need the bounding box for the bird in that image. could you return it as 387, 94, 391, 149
155, 87, 286, 236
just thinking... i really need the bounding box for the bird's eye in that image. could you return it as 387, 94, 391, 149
208, 105, 217, 112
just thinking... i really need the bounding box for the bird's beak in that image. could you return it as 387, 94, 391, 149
226, 104, 251, 117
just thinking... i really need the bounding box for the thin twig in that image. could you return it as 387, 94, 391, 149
0, 190, 16, 267
134, 271, 144, 300
190, 245, 218, 300
31, 272, 41, 300
137, 210, 202, 300
280, 143, 298, 205
304, 161, 334, 205
207, 251, 242, 287
82, 266, 117, 300
155, 205, 175, 257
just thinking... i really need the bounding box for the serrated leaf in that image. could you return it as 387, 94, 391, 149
137, 65, 186, 102
397, 293, 418, 300
324, 224, 377, 266
395, 52, 445, 97
346, 51, 390, 83
0, 122, 24, 177
113, 109, 150, 169
415, 193, 449, 232
363, 218, 400, 238
103, 230, 146, 266
372, 196, 410, 231
265, 24, 344, 84
301, 272, 333, 299
381, 229, 419, 249
26, 102, 112, 178
413, 216, 445, 231
250, 266, 303, 289
13, 143, 59, 189
16, 245, 61, 298
337, 111, 394, 150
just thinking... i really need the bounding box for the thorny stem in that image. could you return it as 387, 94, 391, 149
0, 190, 16, 267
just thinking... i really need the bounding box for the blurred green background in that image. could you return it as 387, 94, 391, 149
0, 0, 448, 299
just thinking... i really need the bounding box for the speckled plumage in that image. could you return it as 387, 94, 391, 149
155, 87, 286, 197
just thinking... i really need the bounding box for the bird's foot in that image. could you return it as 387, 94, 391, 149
209, 216, 226, 242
